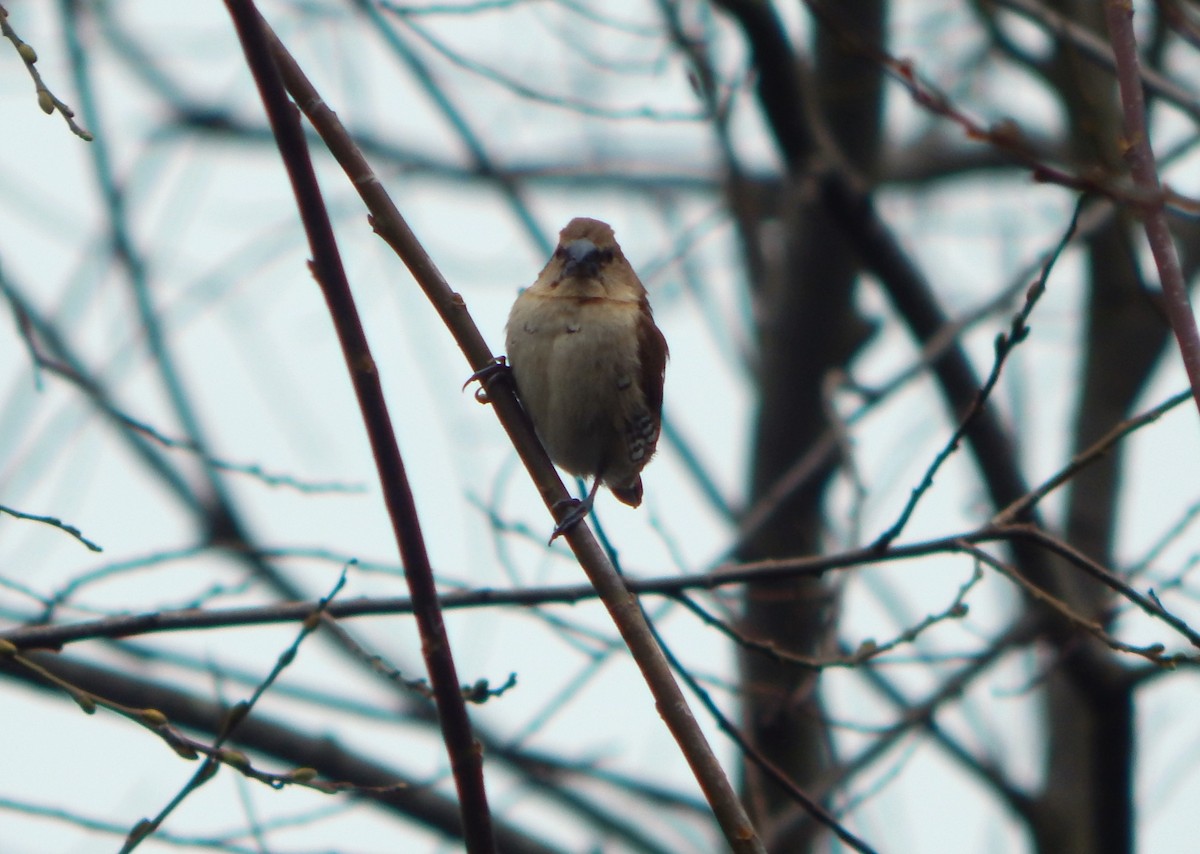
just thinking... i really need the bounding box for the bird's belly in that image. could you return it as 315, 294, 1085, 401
507, 300, 640, 478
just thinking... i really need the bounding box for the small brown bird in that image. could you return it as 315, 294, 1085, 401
505, 217, 668, 538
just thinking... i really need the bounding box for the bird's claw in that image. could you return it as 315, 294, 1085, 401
463, 356, 510, 403
548, 498, 587, 543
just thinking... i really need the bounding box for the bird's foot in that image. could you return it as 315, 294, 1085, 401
548, 478, 603, 543
462, 356, 509, 403
549, 497, 590, 543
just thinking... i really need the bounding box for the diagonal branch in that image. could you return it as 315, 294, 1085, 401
1103, 0, 1200, 417
223, 3, 494, 850
257, 14, 764, 854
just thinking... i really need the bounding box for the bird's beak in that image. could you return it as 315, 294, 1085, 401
561, 238, 601, 279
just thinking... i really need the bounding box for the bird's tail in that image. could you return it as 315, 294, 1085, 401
609, 476, 643, 508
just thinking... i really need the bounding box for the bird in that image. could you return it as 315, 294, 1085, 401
504, 217, 668, 540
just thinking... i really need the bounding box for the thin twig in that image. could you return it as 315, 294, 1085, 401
958, 541, 1180, 666
118, 573, 349, 852
873, 196, 1085, 549
0, 4, 92, 139
1006, 524, 1200, 650
646, 619, 879, 854
672, 563, 980, 670
991, 0, 1200, 126
0, 503, 102, 552
993, 389, 1193, 524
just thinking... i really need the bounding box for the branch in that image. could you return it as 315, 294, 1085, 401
1104, 0, 1200, 417
0, 651, 561, 854
993, 389, 1193, 524
222, 3, 494, 850
0, 4, 92, 139
672, 563, 981, 671
117, 574, 348, 852
959, 541, 1179, 666
1007, 524, 1200, 651
649, 626, 879, 854
872, 196, 1084, 550
6, 514, 1195, 657
0, 503, 102, 552
257, 16, 763, 853
991, 0, 1200, 125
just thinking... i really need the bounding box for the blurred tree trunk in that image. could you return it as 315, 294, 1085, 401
725, 2, 1183, 851
1035, 3, 1169, 851
728, 3, 885, 849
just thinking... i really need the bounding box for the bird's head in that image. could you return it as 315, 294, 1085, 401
542, 217, 642, 301
560, 236, 609, 280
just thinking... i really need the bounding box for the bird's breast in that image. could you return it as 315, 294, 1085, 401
505, 294, 645, 477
